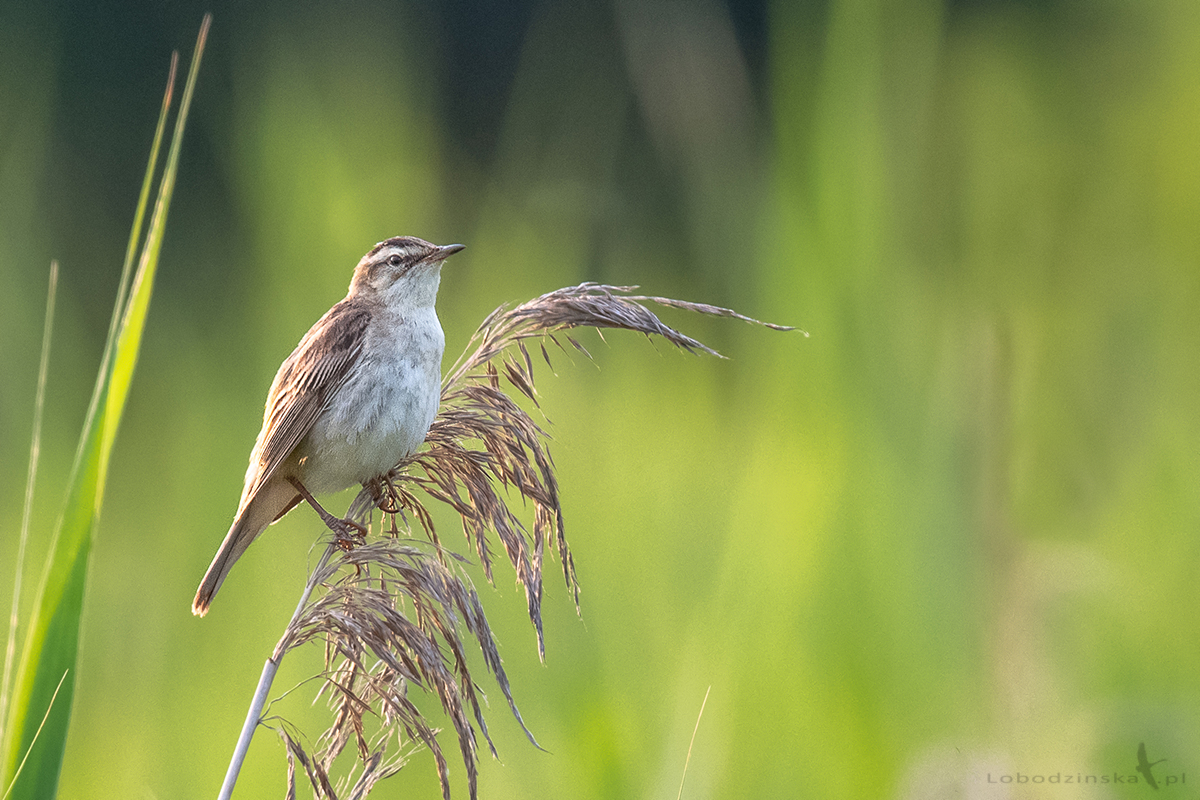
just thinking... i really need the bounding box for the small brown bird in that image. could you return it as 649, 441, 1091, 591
192, 236, 463, 616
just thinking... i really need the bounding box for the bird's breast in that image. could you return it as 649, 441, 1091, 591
299, 308, 444, 494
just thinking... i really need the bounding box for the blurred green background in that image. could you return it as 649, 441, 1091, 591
2, 0, 1199, 797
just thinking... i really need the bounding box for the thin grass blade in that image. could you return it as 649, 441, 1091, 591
104, 15, 209, 463
0, 16, 210, 799
0, 263, 58, 737
0, 671, 68, 800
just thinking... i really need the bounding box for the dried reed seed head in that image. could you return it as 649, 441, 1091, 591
274, 283, 793, 799
279, 539, 542, 799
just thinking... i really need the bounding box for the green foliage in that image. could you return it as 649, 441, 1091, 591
0, 17, 210, 799
0, 2, 1198, 798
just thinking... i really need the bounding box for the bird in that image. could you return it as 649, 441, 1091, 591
192, 236, 463, 617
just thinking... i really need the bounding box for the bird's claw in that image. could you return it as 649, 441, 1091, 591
334, 518, 367, 551
368, 474, 403, 514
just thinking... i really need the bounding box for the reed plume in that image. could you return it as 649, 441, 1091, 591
249, 283, 795, 799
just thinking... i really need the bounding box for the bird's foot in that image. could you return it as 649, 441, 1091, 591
333, 517, 367, 551
287, 476, 369, 548
365, 473, 407, 537
367, 474, 403, 514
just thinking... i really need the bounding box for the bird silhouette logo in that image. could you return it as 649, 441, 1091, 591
1137, 742, 1166, 790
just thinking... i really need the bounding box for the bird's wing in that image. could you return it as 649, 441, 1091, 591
241, 300, 371, 505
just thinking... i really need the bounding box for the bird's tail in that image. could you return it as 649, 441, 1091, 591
192, 481, 299, 616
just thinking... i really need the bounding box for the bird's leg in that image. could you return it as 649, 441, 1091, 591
288, 476, 367, 549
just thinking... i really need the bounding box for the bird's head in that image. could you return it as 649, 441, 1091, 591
350, 236, 464, 308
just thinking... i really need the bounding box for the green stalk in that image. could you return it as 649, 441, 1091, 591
0, 15, 211, 799
0, 263, 58, 741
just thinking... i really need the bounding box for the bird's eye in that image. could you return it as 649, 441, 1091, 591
387, 254, 403, 268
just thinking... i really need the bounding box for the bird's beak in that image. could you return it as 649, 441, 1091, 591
437, 243, 466, 260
